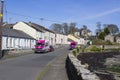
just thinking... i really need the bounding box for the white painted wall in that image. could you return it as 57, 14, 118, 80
49, 32, 55, 45
42, 31, 56, 46
36, 31, 42, 40
13, 22, 37, 39
88, 32, 92, 36
55, 33, 68, 45
44, 31, 49, 40
2, 37, 7, 50
2, 36, 36, 50
78, 38, 85, 45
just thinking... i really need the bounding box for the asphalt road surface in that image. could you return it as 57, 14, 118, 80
0, 46, 69, 80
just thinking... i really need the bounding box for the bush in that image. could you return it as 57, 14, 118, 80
90, 46, 101, 52
92, 39, 114, 45
76, 47, 80, 53
72, 49, 77, 57
106, 40, 112, 45
82, 49, 84, 52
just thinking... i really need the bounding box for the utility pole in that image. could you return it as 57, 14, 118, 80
0, 0, 4, 58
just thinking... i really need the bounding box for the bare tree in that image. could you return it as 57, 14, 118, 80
69, 22, 76, 35
51, 23, 63, 33
62, 23, 69, 35
96, 22, 102, 37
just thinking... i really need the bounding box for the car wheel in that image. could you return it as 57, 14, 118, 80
34, 51, 37, 53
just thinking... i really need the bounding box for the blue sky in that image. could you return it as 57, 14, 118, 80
2, 0, 120, 34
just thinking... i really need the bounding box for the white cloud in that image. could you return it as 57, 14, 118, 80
80, 8, 120, 21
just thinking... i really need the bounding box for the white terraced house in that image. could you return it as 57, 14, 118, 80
2, 26, 36, 50
13, 21, 68, 46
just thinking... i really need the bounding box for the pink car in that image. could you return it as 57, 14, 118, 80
35, 40, 50, 53
69, 41, 77, 50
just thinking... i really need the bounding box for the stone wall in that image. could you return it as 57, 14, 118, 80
66, 52, 100, 80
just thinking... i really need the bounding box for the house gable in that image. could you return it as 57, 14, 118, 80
13, 22, 37, 39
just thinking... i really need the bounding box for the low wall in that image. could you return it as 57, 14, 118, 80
104, 45, 120, 49
96, 45, 120, 49
66, 52, 100, 80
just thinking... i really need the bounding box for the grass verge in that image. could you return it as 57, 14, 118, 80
36, 63, 51, 80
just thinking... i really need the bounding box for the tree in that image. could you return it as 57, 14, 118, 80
104, 27, 110, 35
62, 23, 69, 35
96, 22, 102, 37
82, 25, 88, 37
99, 32, 105, 40
83, 25, 87, 30
51, 22, 77, 35
51, 23, 63, 33
106, 24, 119, 35
69, 22, 76, 35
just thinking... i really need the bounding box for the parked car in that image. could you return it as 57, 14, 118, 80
49, 45, 54, 52
69, 41, 77, 50
34, 39, 50, 53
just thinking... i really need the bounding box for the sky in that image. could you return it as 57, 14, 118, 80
2, 0, 120, 34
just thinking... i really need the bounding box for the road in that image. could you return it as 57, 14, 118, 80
0, 46, 69, 80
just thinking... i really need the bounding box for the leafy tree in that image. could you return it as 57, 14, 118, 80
106, 24, 119, 35
99, 32, 105, 40
104, 27, 110, 35
96, 32, 99, 38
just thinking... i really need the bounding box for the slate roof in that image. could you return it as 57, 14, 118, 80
2, 27, 35, 39
2, 23, 14, 29
27, 22, 55, 33
24, 22, 44, 32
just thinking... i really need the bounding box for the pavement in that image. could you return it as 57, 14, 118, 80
1, 49, 34, 60
42, 52, 68, 80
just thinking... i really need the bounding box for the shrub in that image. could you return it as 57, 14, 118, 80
72, 49, 77, 57
76, 47, 80, 53
92, 39, 114, 45
77, 45, 81, 48
90, 46, 101, 52
82, 49, 84, 52
106, 40, 112, 45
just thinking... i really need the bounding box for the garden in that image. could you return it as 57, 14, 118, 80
76, 45, 120, 80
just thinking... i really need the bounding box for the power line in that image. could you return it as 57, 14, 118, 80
6, 11, 63, 23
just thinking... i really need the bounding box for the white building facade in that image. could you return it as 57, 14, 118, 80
2, 27, 36, 50
13, 22, 43, 40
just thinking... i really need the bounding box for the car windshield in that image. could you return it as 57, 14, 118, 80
36, 43, 45, 46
